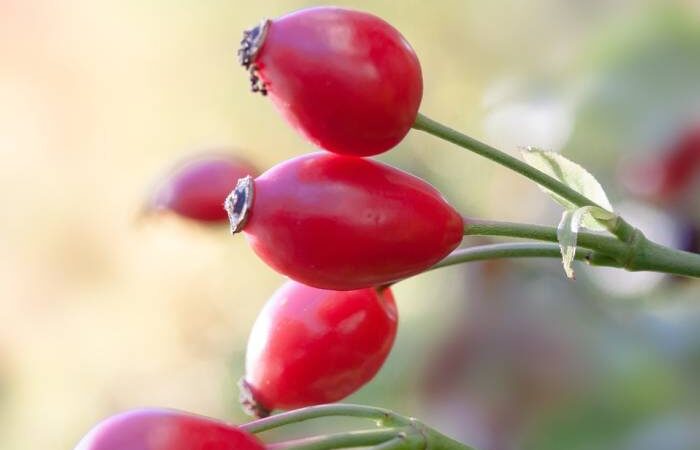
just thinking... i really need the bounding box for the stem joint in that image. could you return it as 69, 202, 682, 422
621, 227, 647, 271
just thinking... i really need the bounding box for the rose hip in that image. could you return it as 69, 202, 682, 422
239, 7, 423, 156
225, 152, 464, 290
241, 280, 398, 417
622, 124, 700, 202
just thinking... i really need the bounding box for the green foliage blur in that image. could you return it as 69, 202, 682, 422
1, 1, 699, 449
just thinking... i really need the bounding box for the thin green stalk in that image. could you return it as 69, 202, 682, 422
240, 404, 410, 433
266, 429, 400, 450
625, 232, 700, 277
421, 424, 478, 450
429, 243, 623, 271
413, 113, 700, 278
464, 218, 629, 261
370, 435, 423, 450
370, 425, 477, 450
242, 404, 477, 450
412, 113, 637, 241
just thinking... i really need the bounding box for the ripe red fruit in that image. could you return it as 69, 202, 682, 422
238, 7, 423, 156
225, 152, 464, 290
150, 154, 258, 223
75, 408, 264, 450
241, 280, 398, 417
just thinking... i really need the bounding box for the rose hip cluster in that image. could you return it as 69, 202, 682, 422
77, 7, 464, 449
229, 6, 463, 416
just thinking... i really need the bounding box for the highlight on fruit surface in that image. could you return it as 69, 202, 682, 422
241, 280, 398, 417
238, 6, 423, 156
148, 153, 258, 223
224, 152, 464, 290
74, 408, 265, 450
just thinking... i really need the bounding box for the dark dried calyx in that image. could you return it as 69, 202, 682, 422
224, 175, 254, 235
238, 19, 271, 96
238, 378, 272, 418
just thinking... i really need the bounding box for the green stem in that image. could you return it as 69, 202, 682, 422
464, 218, 629, 260
267, 429, 400, 450
429, 243, 623, 270
625, 233, 700, 277
370, 435, 424, 450
412, 113, 636, 240
413, 113, 700, 278
242, 404, 477, 450
240, 404, 410, 433
421, 424, 478, 450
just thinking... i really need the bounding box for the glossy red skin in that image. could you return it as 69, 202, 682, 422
243, 152, 464, 290
254, 7, 422, 156
244, 280, 398, 411
152, 155, 257, 222
75, 408, 264, 450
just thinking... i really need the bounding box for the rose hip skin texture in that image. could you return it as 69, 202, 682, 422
152, 155, 257, 222
247, 7, 422, 156
75, 408, 264, 450
243, 281, 398, 414
241, 152, 464, 290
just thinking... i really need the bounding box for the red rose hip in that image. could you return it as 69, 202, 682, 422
75, 408, 265, 450
238, 7, 423, 156
241, 280, 398, 416
149, 153, 258, 223
225, 152, 464, 290
622, 124, 700, 202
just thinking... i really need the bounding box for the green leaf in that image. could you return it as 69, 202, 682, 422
556, 205, 617, 279
521, 147, 615, 230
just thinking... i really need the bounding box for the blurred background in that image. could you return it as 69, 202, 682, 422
1, 1, 700, 449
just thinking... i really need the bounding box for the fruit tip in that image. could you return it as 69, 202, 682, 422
224, 175, 255, 235
238, 378, 271, 419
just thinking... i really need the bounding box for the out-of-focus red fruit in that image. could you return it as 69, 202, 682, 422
149, 153, 258, 223
622, 124, 700, 202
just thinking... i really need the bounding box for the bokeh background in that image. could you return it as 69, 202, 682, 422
2, 1, 700, 449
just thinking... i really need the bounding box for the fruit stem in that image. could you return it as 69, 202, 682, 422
429, 243, 623, 270
239, 404, 411, 433
420, 423, 478, 450
625, 232, 700, 277
412, 113, 637, 241
241, 404, 476, 450
464, 217, 629, 261
368, 436, 422, 450
266, 428, 403, 450
414, 113, 700, 278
